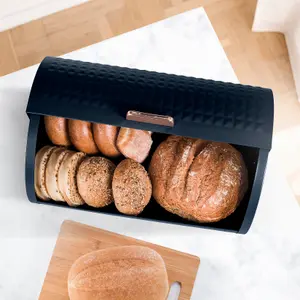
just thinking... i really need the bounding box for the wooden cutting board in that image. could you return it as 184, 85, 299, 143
39, 220, 200, 300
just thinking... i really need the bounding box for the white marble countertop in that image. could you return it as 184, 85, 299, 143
0, 8, 299, 300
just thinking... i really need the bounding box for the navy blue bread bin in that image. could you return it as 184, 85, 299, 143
25, 56, 274, 234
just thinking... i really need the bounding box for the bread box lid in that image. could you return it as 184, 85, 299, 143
26, 56, 274, 150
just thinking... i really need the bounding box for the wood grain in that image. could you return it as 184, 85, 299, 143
39, 220, 200, 300
0, 31, 19, 75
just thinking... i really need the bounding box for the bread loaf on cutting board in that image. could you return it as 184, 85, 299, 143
68, 245, 169, 300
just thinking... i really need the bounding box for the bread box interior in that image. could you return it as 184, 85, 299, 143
26, 57, 274, 234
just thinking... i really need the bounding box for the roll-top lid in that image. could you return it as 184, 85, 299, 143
26, 56, 274, 149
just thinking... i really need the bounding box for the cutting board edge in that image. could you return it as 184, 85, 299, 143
61, 219, 201, 263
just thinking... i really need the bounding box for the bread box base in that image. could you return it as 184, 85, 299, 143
26, 114, 268, 234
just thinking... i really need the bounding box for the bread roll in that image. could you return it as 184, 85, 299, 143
93, 123, 121, 157
117, 128, 152, 163
149, 136, 248, 223
58, 151, 86, 206
113, 159, 152, 215
44, 116, 71, 146
68, 246, 169, 300
68, 120, 98, 154
77, 157, 115, 208
45, 147, 68, 201
35, 146, 56, 200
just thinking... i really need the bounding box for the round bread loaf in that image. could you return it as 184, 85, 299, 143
93, 123, 121, 157
68, 120, 98, 154
113, 159, 152, 215
44, 116, 71, 146
68, 246, 169, 300
117, 128, 152, 163
149, 136, 248, 223
77, 157, 115, 208
58, 151, 86, 206
34, 146, 56, 200
45, 147, 68, 201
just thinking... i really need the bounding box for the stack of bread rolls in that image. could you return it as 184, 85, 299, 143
44, 116, 153, 161
37, 115, 248, 223
35, 145, 152, 213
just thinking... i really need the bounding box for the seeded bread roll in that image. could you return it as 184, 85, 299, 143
77, 157, 115, 208
68, 120, 98, 154
34, 146, 56, 200
113, 159, 152, 215
45, 147, 68, 201
58, 151, 86, 206
44, 116, 71, 146
68, 246, 169, 300
149, 136, 248, 223
117, 128, 152, 163
93, 124, 121, 157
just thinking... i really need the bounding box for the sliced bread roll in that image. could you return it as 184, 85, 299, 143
34, 146, 56, 200
68, 246, 169, 300
117, 128, 152, 163
58, 151, 86, 206
149, 136, 248, 223
45, 147, 68, 201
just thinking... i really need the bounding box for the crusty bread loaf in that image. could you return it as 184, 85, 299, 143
45, 147, 68, 201
113, 159, 152, 215
117, 128, 152, 163
77, 157, 115, 208
68, 246, 169, 300
149, 136, 248, 223
44, 116, 71, 146
34, 146, 56, 200
58, 151, 86, 206
93, 123, 121, 157
68, 120, 99, 154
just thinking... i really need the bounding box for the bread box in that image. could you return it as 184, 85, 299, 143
25, 56, 274, 234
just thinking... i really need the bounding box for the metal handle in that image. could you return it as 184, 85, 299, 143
126, 110, 174, 127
